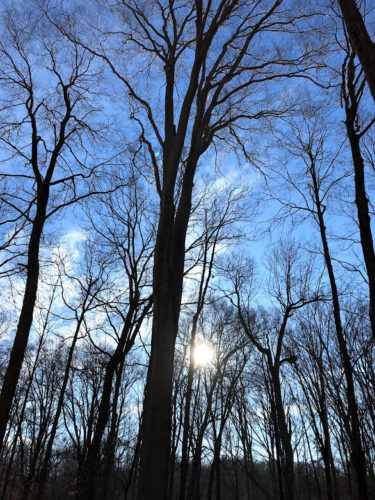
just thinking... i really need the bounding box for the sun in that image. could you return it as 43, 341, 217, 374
193, 342, 215, 368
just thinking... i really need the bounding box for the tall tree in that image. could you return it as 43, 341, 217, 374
53, 3, 320, 497
273, 119, 369, 498
0, 5, 114, 447
230, 246, 321, 500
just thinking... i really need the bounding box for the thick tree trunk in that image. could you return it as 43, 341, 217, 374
137, 318, 177, 499
346, 112, 375, 339
137, 190, 185, 500
338, 0, 375, 105
0, 196, 48, 449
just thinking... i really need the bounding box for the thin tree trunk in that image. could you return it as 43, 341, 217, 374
34, 305, 89, 499
102, 361, 124, 500
318, 362, 337, 500
310, 160, 368, 499
215, 444, 221, 500
124, 418, 142, 500
77, 298, 149, 499
179, 320, 198, 500
270, 363, 294, 500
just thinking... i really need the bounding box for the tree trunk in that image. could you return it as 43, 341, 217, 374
0, 194, 48, 449
346, 105, 375, 340
271, 364, 294, 500
102, 361, 124, 500
179, 319, 198, 500
311, 164, 368, 499
136, 189, 185, 499
318, 361, 338, 500
338, 0, 375, 104
76, 304, 139, 499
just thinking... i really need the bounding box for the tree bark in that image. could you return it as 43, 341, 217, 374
338, 0, 375, 105
137, 187, 190, 499
347, 125, 375, 332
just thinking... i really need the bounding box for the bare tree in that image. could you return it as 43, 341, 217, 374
33, 242, 110, 499
229, 245, 322, 500
75, 176, 154, 499
0, 5, 116, 447
49, 3, 322, 497
291, 304, 339, 500
273, 119, 369, 498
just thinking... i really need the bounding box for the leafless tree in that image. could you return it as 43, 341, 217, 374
0, 4, 119, 448
228, 244, 322, 500
339, 27, 375, 339
272, 118, 369, 498
75, 176, 155, 499
49, 3, 324, 497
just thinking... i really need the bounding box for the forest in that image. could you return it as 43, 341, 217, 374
0, 1, 375, 499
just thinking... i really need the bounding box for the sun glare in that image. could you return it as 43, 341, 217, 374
193, 342, 215, 368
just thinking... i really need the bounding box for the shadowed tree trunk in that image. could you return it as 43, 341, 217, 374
338, 0, 375, 104
342, 45, 375, 340
0, 170, 54, 450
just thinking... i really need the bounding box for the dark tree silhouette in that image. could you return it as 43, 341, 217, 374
338, 0, 375, 104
